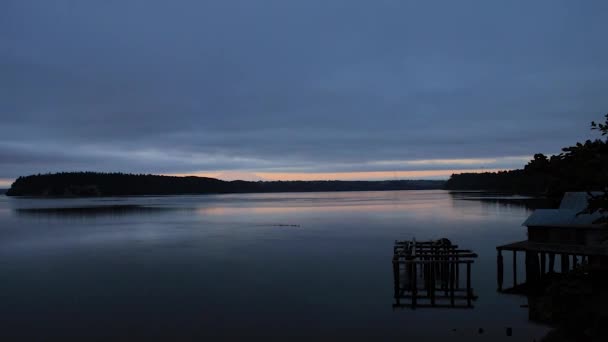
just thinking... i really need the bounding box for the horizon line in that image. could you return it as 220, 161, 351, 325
0, 168, 510, 188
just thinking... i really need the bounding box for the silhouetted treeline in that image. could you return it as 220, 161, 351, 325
5, 172, 445, 197
446, 117, 608, 198
445, 169, 543, 194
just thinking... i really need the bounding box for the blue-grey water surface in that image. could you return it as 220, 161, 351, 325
0, 190, 549, 341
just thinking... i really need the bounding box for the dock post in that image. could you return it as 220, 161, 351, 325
406, 257, 413, 288
430, 262, 436, 306
443, 252, 449, 296
513, 251, 517, 287
497, 250, 504, 291
456, 254, 460, 285
450, 262, 455, 307
412, 261, 417, 309
425, 256, 430, 294
540, 252, 546, 278
525, 251, 541, 289
561, 254, 569, 273
393, 257, 400, 300
394, 238, 477, 308
466, 262, 472, 307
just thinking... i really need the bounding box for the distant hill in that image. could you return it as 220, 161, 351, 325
5, 172, 446, 197
0, 189, 7, 195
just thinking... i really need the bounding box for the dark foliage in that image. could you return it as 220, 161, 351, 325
446, 114, 608, 203
581, 114, 608, 218
5, 172, 445, 197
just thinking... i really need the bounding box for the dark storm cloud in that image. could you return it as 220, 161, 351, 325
1, 0, 608, 180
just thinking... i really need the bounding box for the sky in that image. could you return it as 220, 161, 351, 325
1, 0, 607, 187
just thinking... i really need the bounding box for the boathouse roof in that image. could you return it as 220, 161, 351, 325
522, 192, 606, 228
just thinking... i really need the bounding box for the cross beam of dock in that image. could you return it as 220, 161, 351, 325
393, 238, 478, 309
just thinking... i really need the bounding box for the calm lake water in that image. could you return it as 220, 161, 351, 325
0, 190, 549, 341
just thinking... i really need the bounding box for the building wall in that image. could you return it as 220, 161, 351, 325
528, 226, 608, 245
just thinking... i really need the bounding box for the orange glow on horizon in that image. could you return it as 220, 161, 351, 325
166, 168, 509, 181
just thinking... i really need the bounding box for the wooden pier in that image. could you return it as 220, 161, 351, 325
392, 238, 478, 309
496, 192, 608, 294
496, 240, 608, 293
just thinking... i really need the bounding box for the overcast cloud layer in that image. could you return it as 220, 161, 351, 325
2, 0, 607, 184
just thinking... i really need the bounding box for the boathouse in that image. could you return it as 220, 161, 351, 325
525, 192, 608, 245
496, 192, 608, 292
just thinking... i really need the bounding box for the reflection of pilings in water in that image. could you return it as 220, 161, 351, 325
393, 238, 478, 309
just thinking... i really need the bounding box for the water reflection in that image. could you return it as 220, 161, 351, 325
449, 191, 554, 211
16, 204, 175, 217
0, 191, 551, 341
195, 202, 439, 216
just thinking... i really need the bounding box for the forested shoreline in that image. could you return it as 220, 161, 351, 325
446, 115, 608, 202
7, 116, 608, 202
5, 172, 445, 197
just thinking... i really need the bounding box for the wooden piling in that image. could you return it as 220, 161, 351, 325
561, 254, 569, 273
456, 255, 460, 285
393, 239, 477, 309
430, 262, 436, 306
444, 251, 449, 296
450, 262, 455, 307
393, 257, 400, 299
466, 262, 472, 307
497, 250, 504, 291
495, 240, 608, 295
412, 261, 417, 308
525, 251, 540, 287
513, 251, 517, 286
540, 252, 546, 278
425, 256, 431, 293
